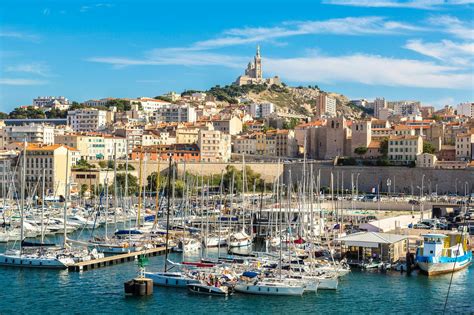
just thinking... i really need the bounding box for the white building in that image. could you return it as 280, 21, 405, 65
33, 96, 70, 109
390, 101, 421, 117
249, 102, 275, 118
133, 97, 170, 113
456, 102, 474, 118
2, 123, 55, 146
315, 94, 337, 117
84, 98, 115, 107
152, 104, 197, 123
67, 108, 108, 132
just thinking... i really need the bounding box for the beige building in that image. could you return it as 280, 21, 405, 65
455, 132, 474, 161
19, 144, 78, 197
416, 153, 437, 168
211, 116, 243, 135
55, 133, 127, 161
198, 129, 231, 162
350, 120, 372, 157
388, 135, 423, 165
266, 129, 298, 157
233, 134, 257, 155
255, 132, 275, 156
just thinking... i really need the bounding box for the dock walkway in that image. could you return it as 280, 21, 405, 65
68, 246, 170, 272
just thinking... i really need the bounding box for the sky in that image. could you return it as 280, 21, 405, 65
0, 0, 473, 112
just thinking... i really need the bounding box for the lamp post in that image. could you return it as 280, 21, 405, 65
356, 173, 360, 198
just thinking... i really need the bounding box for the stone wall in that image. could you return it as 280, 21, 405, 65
284, 163, 474, 195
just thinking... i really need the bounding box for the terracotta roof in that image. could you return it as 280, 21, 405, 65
368, 141, 381, 149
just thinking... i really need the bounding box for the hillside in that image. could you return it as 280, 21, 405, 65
203, 84, 366, 119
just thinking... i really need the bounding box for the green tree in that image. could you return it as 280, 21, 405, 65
380, 137, 389, 158
0, 112, 8, 119
115, 173, 139, 196
98, 161, 108, 169
80, 184, 88, 197
106, 99, 131, 111
73, 159, 95, 169
354, 146, 368, 156
8, 106, 46, 119
107, 160, 115, 169
423, 142, 436, 154
46, 108, 67, 118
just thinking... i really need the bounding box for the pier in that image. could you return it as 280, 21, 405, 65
68, 246, 170, 272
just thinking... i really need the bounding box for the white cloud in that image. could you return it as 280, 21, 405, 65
322, 0, 474, 9
427, 15, 474, 40
0, 78, 47, 86
264, 54, 473, 89
88, 50, 245, 68
80, 3, 114, 12
193, 17, 425, 50
5, 63, 51, 77
405, 39, 474, 65
0, 30, 39, 42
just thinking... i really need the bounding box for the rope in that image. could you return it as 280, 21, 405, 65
442, 238, 462, 314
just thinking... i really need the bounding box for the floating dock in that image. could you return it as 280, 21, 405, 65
68, 246, 170, 272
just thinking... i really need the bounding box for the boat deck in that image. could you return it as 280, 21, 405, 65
68, 246, 170, 272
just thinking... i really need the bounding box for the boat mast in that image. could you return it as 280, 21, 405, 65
152, 147, 161, 229
137, 147, 143, 229
19, 140, 27, 254
41, 168, 46, 244
164, 155, 172, 273
63, 149, 70, 248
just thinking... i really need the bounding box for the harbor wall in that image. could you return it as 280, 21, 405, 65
79, 160, 473, 194
284, 163, 474, 195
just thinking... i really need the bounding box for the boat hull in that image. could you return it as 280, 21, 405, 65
234, 283, 304, 296
187, 284, 229, 296
417, 252, 472, 276
144, 272, 200, 288
0, 254, 68, 269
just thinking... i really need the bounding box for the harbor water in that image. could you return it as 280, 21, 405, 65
0, 241, 472, 314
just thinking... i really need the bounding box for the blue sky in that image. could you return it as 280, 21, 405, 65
1, 0, 473, 112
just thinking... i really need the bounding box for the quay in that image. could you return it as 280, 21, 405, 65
68, 246, 170, 272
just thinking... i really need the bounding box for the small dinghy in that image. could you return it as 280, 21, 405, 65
187, 283, 231, 296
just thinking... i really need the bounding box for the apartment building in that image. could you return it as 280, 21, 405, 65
315, 94, 337, 118
131, 144, 200, 162
390, 101, 421, 117
18, 144, 78, 197
55, 133, 127, 161
456, 102, 474, 118
388, 135, 423, 165
455, 132, 474, 161
152, 104, 197, 123
33, 96, 70, 109
255, 132, 275, 156
248, 102, 275, 118
198, 129, 231, 162
211, 116, 243, 135
266, 129, 298, 157
133, 97, 170, 113
67, 108, 108, 132
233, 134, 257, 155
2, 123, 55, 146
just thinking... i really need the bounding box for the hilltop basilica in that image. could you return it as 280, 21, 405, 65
234, 46, 281, 86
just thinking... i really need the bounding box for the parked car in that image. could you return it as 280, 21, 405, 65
413, 223, 430, 229
408, 199, 420, 205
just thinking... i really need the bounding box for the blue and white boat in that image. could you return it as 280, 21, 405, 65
416, 231, 472, 276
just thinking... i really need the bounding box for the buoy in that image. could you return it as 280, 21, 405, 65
124, 255, 153, 296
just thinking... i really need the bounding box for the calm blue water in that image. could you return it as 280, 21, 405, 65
0, 239, 473, 314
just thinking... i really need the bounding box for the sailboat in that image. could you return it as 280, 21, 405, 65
145, 156, 199, 287
0, 141, 74, 269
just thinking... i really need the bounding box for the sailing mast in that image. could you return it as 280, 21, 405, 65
19, 140, 27, 255
152, 148, 161, 229
164, 155, 172, 273
63, 149, 70, 248
137, 147, 143, 229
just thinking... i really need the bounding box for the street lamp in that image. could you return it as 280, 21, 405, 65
356, 173, 360, 197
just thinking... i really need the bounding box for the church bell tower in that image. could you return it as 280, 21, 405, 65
254, 45, 262, 80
